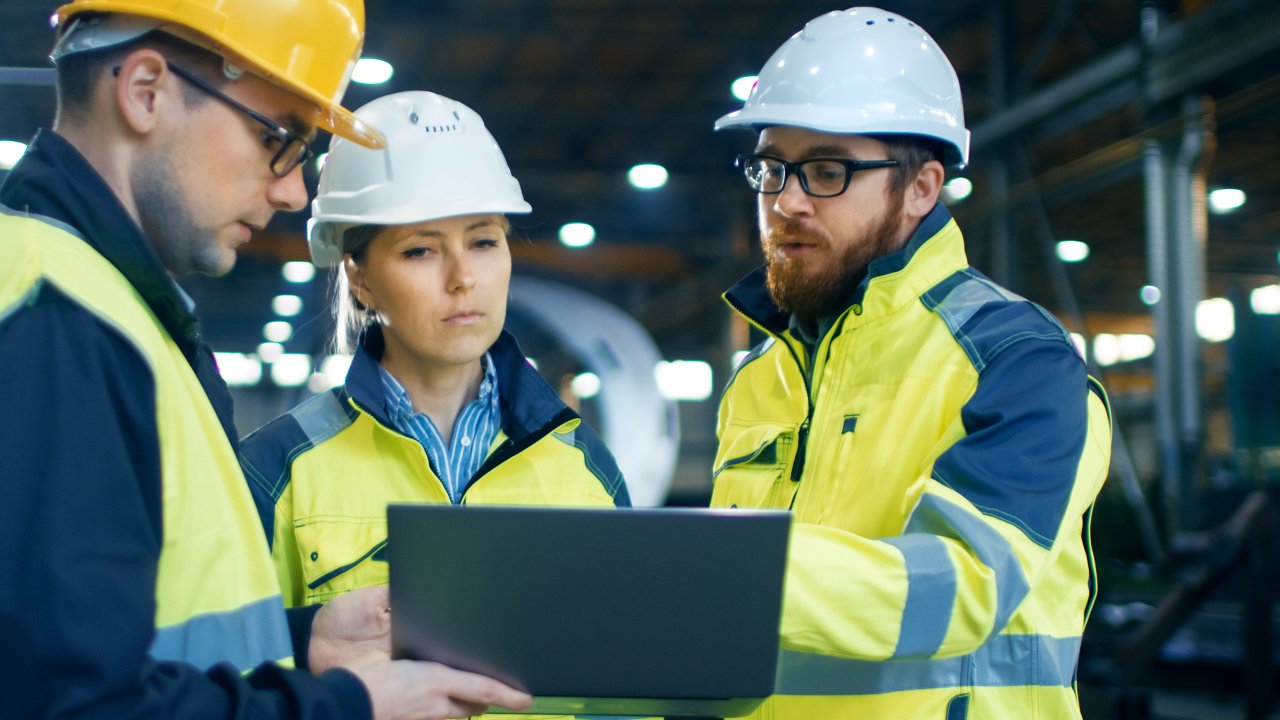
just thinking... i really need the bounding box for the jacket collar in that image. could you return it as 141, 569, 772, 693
0, 129, 201, 356
344, 325, 576, 443
724, 201, 966, 335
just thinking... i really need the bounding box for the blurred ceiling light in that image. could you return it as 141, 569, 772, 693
1195, 297, 1235, 343
319, 354, 354, 386
559, 222, 596, 248
730, 75, 758, 101
271, 294, 303, 317
257, 342, 284, 363
1055, 240, 1090, 263
270, 354, 313, 387
263, 320, 293, 343
941, 177, 972, 204
1207, 188, 1246, 214
308, 354, 353, 393
571, 372, 601, 399
282, 261, 316, 284
1251, 284, 1280, 315
1140, 285, 1161, 306
352, 57, 394, 85
1069, 333, 1087, 361
0, 140, 27, 170
213, 352, 262, 387
628, 163, 668, 190
654, 360, 713, 401
1093, 334, 1120, 367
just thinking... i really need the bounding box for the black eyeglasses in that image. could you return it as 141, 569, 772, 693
122, 60, 315, 177
735, 153, 900, 198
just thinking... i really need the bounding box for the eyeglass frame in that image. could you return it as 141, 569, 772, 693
113, 59, 315, 178
735, 153, 900, 198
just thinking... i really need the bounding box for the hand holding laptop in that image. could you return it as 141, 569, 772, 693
312, 584, 533, 718
310, 584, 393, 671
341, 651, 533, 719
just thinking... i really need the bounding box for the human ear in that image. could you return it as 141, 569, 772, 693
112, 50, 171, 136
343, 255, 375, 311
906, 159, 945, 219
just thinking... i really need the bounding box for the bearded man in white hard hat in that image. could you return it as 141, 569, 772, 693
711, 8, 1112, 719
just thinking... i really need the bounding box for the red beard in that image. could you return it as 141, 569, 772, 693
762, 192, 906, 319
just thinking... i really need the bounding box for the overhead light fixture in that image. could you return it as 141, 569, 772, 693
1251, 285, 1280, 315
570, 372, 601, 399
628, 163, 668, 190
654, 360, 713, 401
263, 321, 293, 343
558, 222, 596, 248
1207, 188, 1246, 214
270, 354, 313, 387
1055, 240, 1090, 263
730, 75, 758, 101
282, 261, 316, 284
1195, 297, 1235, 343
310, 354, 354, 393
0, 140, 27, 170
941, 177, 972, 204
1140, 285, 1161, 306
213, 352, 262, 387
352, 57, 394, 85
271, 294, 303, 317
257, 342, 284, 362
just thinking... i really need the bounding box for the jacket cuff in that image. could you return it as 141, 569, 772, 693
286, 603, 323, 671
316, 668, 373, 720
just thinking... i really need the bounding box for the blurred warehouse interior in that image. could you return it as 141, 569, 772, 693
3, 0, 1280, 717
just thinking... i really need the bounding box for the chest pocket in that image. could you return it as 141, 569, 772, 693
294, 517, 388, 605
711, 423, 798, 510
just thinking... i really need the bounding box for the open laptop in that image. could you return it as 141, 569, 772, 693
387, 504, 791, 718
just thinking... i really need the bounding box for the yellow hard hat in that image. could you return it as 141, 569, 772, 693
53, 0, 385, 149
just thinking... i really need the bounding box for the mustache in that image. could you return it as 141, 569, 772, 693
763, 220, 825, 254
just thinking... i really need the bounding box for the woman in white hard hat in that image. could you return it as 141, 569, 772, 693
239, 92, 630, 621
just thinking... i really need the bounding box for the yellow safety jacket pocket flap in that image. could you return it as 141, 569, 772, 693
295, 517, 388, 603
713, 423, 798, 509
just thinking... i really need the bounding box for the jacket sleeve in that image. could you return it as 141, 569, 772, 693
0, 286, 370, 719
778, 338, 1111, 661
240, 421, 310, 609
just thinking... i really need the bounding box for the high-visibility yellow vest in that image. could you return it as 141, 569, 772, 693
0, 212, 293, 671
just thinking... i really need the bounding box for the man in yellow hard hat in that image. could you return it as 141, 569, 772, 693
0, 2, 531, 719
711, 7, 1112, 719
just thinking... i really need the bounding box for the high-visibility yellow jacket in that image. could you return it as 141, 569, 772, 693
240, 328, 634, 720
713, 204, 1112, 720
240, 328, 630, 607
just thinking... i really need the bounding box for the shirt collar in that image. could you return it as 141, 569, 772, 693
377, 353, 499, 424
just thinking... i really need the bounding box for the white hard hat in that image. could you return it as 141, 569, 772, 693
308, 91, 531, 266
715, 7, 970, 168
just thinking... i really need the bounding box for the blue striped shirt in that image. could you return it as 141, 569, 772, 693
377, 355, 501, 504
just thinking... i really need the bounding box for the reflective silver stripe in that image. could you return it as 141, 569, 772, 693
883, 533, 955, 658
775, 634, 1081, 695
905, 494, 1030, 636
151, 595, 292, 671
291, 389, 351, 445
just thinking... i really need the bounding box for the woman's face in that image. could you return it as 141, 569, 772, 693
346, 213, 511, 372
